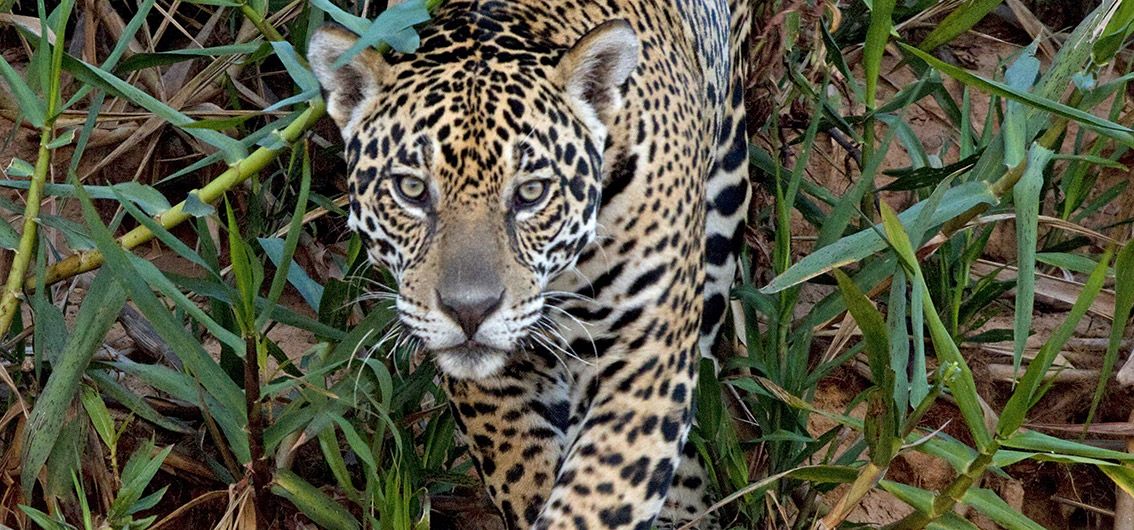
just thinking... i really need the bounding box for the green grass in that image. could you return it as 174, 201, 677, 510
0, 0, 1132, 528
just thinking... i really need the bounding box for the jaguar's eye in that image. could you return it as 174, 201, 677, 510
514, 180, 549, 208
395, 174, 428, 203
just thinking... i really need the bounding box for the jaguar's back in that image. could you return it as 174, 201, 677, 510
309, 1, 750, 527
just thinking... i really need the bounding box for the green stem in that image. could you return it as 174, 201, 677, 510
30, 99, 326, 290
27, 0, 451, 291
885, 451, 995, 530
0, 5, 74, 339
939, 93, 1080, 237
240, 3, 286, 42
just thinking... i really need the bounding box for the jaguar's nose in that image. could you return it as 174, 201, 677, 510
437, 289, 505, 338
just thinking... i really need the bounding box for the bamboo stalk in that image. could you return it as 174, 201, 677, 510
0, 5, 75, 339
25, 0, 449, 291
27, 99, 326, 290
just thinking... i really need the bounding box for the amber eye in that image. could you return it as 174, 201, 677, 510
394, 174, 428, 203
514, 180, 549, 208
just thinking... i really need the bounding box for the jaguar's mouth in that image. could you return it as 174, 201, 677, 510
433, 341, 510, 380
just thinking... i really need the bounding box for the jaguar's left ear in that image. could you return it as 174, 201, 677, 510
556, 20, 640, 127
308, 24, 390, 137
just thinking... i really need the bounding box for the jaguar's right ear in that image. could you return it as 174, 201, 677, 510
307, 24, 389, 136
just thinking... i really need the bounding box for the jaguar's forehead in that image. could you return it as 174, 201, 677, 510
351, 60, 587, 176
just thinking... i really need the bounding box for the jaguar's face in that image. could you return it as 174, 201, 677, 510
309, 21, 638, 379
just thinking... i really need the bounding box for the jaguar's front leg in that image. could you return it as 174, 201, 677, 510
535, 347, 698, 530
446, 352, 572, 529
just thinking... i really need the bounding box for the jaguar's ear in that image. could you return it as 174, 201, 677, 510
556, 20, 639, 127
308, 24, 389, 136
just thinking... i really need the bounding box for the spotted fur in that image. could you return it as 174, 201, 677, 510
309, 1, 750, 528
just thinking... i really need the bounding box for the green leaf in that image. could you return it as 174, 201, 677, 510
900, 43, 1134, 147
31, 285, 67, 364
259, 147, 312, 329
110, 441, 172, 520
74, 178, 249, 462
45, 128, 75, 149
992, 448, 1121, 468
332, 0, 431, 65
183, 191, 216, 217
863, 0, 896, 107
1086, 242, 1134, 427
61, 0, 157, 110
226, 199, 260, 332
5, 158, 35, 177
79, 385, 116, 449
0, 55, 46, 127
879, 480, 933, 512
1099, 464, 1134, 499
1002, 430, 1134, 462
762, 181, 997, 293
918, 0, 1004, 52
181, 114, 259, 131
1011, 144, 1055, 373
0, 217, 20, 250
116, 43, 265, 72
0, 180, 170, 216
89, 370, 193, 434
39, 214, 95, 250
1092, 0, 1134, 65
272, 469, 361, 530
265, 40, 322, 111
1036, 252, 1105, 275
835, 269, 899, 462
109, 359, 197, 403
881, 203, 993, 451
18, 505, 74, 530
21, 270, 126, 495
124, 252, 243, 353
111, 182, 172, 216
1002, 46, 1041, 169
317, 425, 360, 499
332, 415, 378, 473
260, 237, 323, 312
309, 0, 369, 34
60, 55, 247, 161
963, 488, 1046, 530
997, 249, 1112, 436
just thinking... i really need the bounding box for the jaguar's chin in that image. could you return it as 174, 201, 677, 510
434, 342, 510, 380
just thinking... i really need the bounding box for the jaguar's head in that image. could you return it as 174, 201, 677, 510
308, 18, 638, 378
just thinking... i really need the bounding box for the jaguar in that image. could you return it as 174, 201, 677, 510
309, 0, 751, 527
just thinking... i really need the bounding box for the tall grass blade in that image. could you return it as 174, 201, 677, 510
881, 203, 993, 450
74, 178, 250, 462
1011, 145, 1054, 373
1085, 242, 1134, 428
762, 181, 997, 293
273, 469, 362, 530
918, 0, 1004, 52
899, 43, 1134, 147
60, 56, 247, 161
1092, 0, 1134, 65
961, 488, 1046, 530
863, 0, 896, 107
20, 269, 126, 494
997, 248, 1113, 435
1002, 45, 1041, 169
